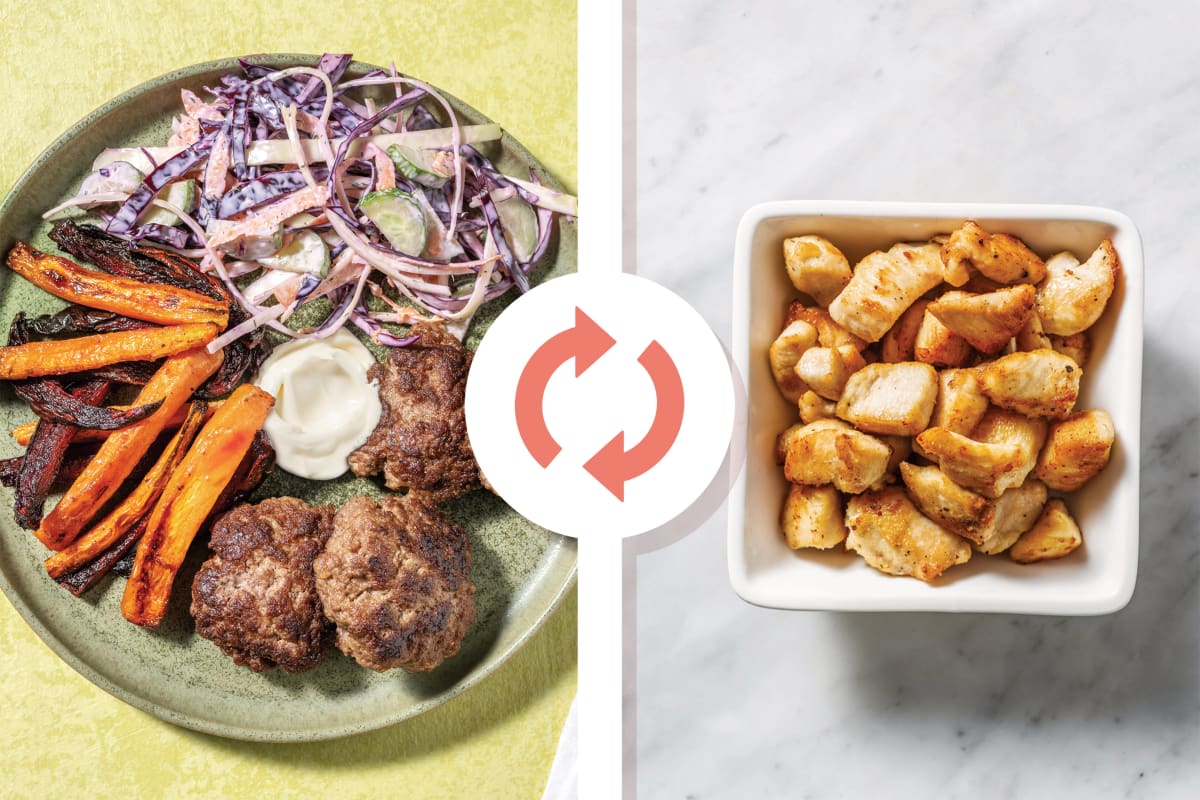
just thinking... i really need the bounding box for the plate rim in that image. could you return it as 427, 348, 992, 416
0, 54, 578, 742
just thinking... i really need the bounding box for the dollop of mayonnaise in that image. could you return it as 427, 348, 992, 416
253, 329, 382, 480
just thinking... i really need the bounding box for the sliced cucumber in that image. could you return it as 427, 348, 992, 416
386, 144, 450, 188
258, 230, 330, 277
494, 192, 538, 263
360, 189, 427, 256
141, 179, 197, 226
79, 160, 145, 197
207, 218, 285, 260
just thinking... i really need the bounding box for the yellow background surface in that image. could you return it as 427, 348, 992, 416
0, 2, 577, 798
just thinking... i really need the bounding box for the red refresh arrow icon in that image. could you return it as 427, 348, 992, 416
515, 307, 616, 467
583, 340, 685, 501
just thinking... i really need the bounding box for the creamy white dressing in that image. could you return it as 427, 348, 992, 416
253, 329, 382, 480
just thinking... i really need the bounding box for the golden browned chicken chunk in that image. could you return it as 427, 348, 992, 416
1034, 409, 1115, 491
978, 350, 1081, 418
783, 236, 853, 307
788, 304, 868, 350
1010, 499, 1083, 563
899, 462, 995, 544
796, 345, 865, 401
926, 285, 1035, 354
769, 320, 818, 402
913, 310, 972, 367
929, 368, 990, 435
798, 390, 836, 424
828, 243, 944, 343
916, 408, 1045, 499
835, 362, 938, 436
974, 480, 1047, 555
781, 484, 847, 550
940, 220, 1047, 286
1035, 241, 1119, 336
845, 487, 972, 582
783, 419, 892, 494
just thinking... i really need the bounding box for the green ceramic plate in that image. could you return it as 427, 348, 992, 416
0, 56, 576, 741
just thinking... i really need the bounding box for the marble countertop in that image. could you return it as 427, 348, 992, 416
633, 1, 1197, 797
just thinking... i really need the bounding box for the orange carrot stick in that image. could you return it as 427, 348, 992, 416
44, 402, 208, 579
121, 384, 274, 628
6, 242, 229, 329
0, 323, 218, 381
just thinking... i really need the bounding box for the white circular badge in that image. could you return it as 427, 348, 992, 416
466, 272, 734, 539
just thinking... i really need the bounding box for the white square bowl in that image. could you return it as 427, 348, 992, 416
728, 201, 1143, 614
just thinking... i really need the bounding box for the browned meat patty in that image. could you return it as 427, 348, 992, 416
347, 321, 481, 502
190, 497, 335, 673
313, 494, 476, 672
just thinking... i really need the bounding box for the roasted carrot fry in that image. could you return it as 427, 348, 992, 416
121, 384, 274, 628
34, 347, 224, 549
6, 242, 229, 329
45, 402, 208, 579
11, 399, 222, 446
0, 323, 218, 381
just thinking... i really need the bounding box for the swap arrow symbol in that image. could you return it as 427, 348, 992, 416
515, 307, 616, 468
582, 340, 684, 501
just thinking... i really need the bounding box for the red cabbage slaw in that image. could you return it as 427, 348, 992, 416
43, 54, 577, 352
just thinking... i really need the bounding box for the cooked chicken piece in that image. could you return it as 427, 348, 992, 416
940, 220, 1047, 286
783, 236, 853, 307
1010, 498, 1083, 563
828, 243, 944, 343
899, 462, 995, 544
978, 350, 1080, 418
798, 390, 837, 424
916, 411, 1043, 499
1035, 241, 1120, 336
835, 362, 938, 436
1049, 332, 1090, 367
1034, 409, 1115, 491
787, 304, 868, 351
880, 299, 928, 363
781, 484, 847, 549
971, 407, 1047, 488
796, 344, 865, 400
926, 285, 1036, 354
930, 368, 990, 434
783, 419, 892, 494
845, 487, 972, 582
974, 479, 1047, 554
914, 310, 972, 367
775, 422, 806, 464
769, 320, 818, 402
1014, 313, 1052, 352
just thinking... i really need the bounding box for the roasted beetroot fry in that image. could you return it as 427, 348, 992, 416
15, 377, 161, 430
0, 322, 218, 381
7, 242, 229, 329
122, 384, 273, 628
55, 518, 148, 597
14, 379, 109, 529
0, 448, 94, 489
68, 360, 160, 386
35, 347, 224, 550
45, 402, 207, 579
28, 306, 150, 337
50, 221, 206, 290
11, 399, 219, 447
